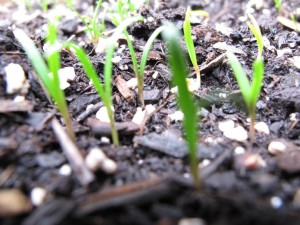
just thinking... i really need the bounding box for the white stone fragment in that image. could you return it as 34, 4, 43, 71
223, 126, 248, 142
101, 158, 117, 174
58, 67, 76, 90
14, 95, 25, 102
30, 187, 47, 206
119, 64, 128, 70
268, 141, 287, 155
179, 218, 206, 225
218, 120, 235, 132
277, 48, 292, 58
132, 107, 147, 125
95, 38, 109, 54
246, 0, 263, 10
96, 106, 114, 123
168, 111, 184, 122
234, 146, 246, 155
59, 164, 72, 176
85, 148, 117, 174
199, 159, 211, 168
145, 104, 156, 114
101, 137, 110, 144
111, 55, 122, 64
270, 196, 283, 209
152, 71, 159, 79
4, 63, 29, 94
291, 56, 300, 69
126, 78, 138, 89
213, 42, 246, 56
85, 148, 106, 172
186, 78, 200, 92
215, 23, 233, 36
254, 122, 270, 135
86, 104, 94, 110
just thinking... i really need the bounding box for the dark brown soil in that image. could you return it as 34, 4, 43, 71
1, 0, 300, 224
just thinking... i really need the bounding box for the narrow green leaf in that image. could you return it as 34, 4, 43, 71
124, 30, 139, 77
226, 51, 252, 108
250, 58, 264, 109
13, 29, 51, 91
247, 14, 263, 59
162, 24, 199, 187
183, 7, 198, 68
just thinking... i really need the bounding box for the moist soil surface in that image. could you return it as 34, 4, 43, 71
1, 0, 300, 224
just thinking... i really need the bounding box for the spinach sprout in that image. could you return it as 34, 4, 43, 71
162, 24, 200, 188
14, 20, 75, 140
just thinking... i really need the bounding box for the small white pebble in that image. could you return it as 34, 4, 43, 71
186, 78, 200, 92
126, 78, 138, 89
152, 71, 159, 79
85, 148, 106, 171
270, 196, 283, 209
145, 104, 156, 114
234, 146, 246, 155
223, 126, 248, 142
138, 159, 144, 165
101, 158, 118, 174
218, 93, 227, 98
132, 107, 147, 125
59, 164, 72, 176
147, 16, 154, 22
101, 136, 110, 144
57, 67, 76, 90
179, 218, 206, 225
96, 106, 114, 123
30, 187, 47, 206
254, 122, 270, 135
218, 120, 235, 132
199, 159, 210, 168
168, 111, 184, 122
111, 55, 122, 64
268, 141, 287, 155
289, 113, 298, 121
86, 104, 94, 110
119, 64, 128, 70
183, 173, 191, 179
14, 95, 25, 102
5, 63, 29, 95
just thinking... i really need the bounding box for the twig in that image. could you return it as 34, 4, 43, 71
76, 101, 104, 122
51, 118, 94, 186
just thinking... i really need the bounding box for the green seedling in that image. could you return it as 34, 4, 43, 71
67, 0, 104, 44
274, 0, 283, 12
121, 26, 166, 107
162, 24, 200, 188
183, 7, 201, 88
227, 52, 264, 145
67, 16, 142, 146
111, 7, 166, 107
247, 13, 263, 59
227, 14, 264, 145
14, 20, 75, 140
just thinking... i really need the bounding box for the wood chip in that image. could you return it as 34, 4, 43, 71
0, 189, 32, 217
115, 75, 135, 100
277, 16, 300, 31
0, 99, 34, 112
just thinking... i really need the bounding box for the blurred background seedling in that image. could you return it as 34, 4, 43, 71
14, 19, 75, 140
183, 7, 201, 89
227, 14, 264, 145
162, 24, 200, 188
67, 0, 105, 44
67, 16, 142, 146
